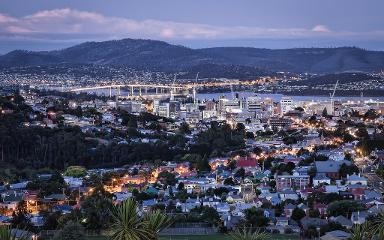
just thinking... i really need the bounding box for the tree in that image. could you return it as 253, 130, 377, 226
213, 187, 229, 197
327, 200, 365, 217
177, 182, 184, 191
64, 166, 87, 178
110, 198, 172, 240
228, 228, 269, 240
356, 127, 369, 139
227, 160, 237, 171
157, 171, 177, 186
291, 208, 306, 222
196, 156, 211, 172
283, 136, 298, 145
349, 223, 372, 240
344, 152, 353, 161
308, 209, 320, 218
370, 210, 384, 239
53, 221, 85, 240
245, 132, 255, 139
178, 122, 191, 135
144, 210, 172, 239
191, 206, 221, 226
364, 109, 378, 120
109, 198, 150, 240
322, 107, 328, 117
11, 201, 32, 230
234, 168, 245, 179
338, 163, 359, 178
84, 174, 103, 188
224, 177, 235, 186
319, 221, 344, 236
0, 225, 29, 240
252, 147, 263, 156
43, 211, 61, 230
244, 207, 269, 228
81, 193, 113, 231
375, 166, 384, 179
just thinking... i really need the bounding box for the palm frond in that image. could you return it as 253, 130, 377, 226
228, 228, 270, 240
0, 226, 29, 240
144, 210, 173, 237
109, 198, 151, 240
349, 223, 372, 240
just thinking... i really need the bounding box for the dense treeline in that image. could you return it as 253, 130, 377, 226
0, 93, 245, 183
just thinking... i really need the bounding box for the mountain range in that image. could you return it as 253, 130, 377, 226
1, 38, 384, 74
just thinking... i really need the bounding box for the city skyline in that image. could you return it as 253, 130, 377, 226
1, 0, 384, 53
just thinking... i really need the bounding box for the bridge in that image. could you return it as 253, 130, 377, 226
67, 80, 245, 100
69, 83, 190, 100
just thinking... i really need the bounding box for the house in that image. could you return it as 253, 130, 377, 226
224, 215, 242, 230
279, 189, 299, 201
226, 194, 243, 204
324, 185, 342, 193
364, 190, 382, 200
30, 215, 44, 227
63, 176, 83, 188
177, 198, 201, 212
297, 203, 310, 215
0, 192, 24, 212
114, 192, 132, 203
263, 208, 276, 219
320, 230, 351, 240
368, 204, 384, 215
300, 216, 327, 230
349, 188, 365, 200
44, 194, 66, 203
284, 203, 296, 218
313, 174, 331, 187
142, 199, 157, 212
300, 188, 315, 200
202, 197, 221, 208
275, 217, 289, 227
52, 205, 72, 214
330, 215, 353, 229
339, 191, 354, 200
276, 172, 310, 191
351, 211, 369, 224
315, 160, 350, 179
10, 229, 37, 240
216, 202, 230, 214
346, 174, 367, 186
209, 158, 228, 170
235, 156, 260, 172
9, 182, 29, 190
254, 172, 269, 182
145, 186, 159, 195
0, 215, 11, 224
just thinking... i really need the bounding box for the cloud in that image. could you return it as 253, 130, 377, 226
0, 8, 382, 42
312, 25, 330, 33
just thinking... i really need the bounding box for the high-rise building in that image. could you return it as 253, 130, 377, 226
280, 97, 294, 115
246, 96, 262, 112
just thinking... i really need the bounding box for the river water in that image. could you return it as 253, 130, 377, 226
66, 88, 384, 102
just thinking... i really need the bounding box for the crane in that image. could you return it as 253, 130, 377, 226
330, 80, 339, 115
193, 72, 199, 105
170, 74, 177, 100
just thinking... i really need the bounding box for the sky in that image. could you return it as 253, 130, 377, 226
0, 0, 384, 53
